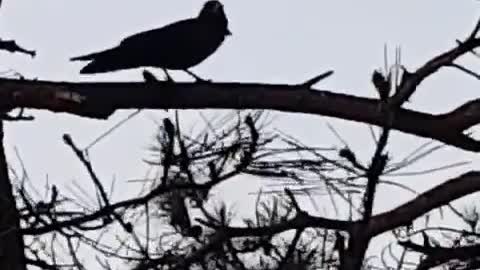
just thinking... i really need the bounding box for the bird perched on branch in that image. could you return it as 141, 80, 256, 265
70, 1, 231, 82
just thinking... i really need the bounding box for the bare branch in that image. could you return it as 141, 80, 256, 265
2, 78, 480, 152
224, 213, 353, 238
363, 127, 390, 221
298, 70, 334, 88
0, 39, 35, 58
278, 228, 304, 269
0, 120, 27, 270
390, 18, 480, 107
369, 171, 480, 236
284, 188, 302, 212
399, 241, 480, 270
142, 212, 353, 270
448, 63, 480, 80
469, 17, 480, 39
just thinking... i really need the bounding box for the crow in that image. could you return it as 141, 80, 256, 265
71, 1, 231, 81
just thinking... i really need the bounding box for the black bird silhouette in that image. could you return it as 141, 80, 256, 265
70, 1, 231, 81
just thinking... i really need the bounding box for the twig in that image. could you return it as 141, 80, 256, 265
369, 171, 480, 236
63, 135, 140, 246
83, 109, 142, 151
456, 39, 480, 58
63, 135, 111, 208
448, 63, 480, 80
0, 39, 35, 57
469, 18, 480, 39
299, 70, 334, 88
390, 17, 480, 107
284, 188, 302, 212
278, 228, 304, 269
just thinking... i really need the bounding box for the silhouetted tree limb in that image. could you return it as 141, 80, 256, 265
17, 109, 480, 270
223, 212, 353, 237
2, 78, 480, 152
390, 17, 480, 107
277, 228, 303, 269
20, 178, 216, 235
370, 171, 480, 236
8, 11, 480, 270
147, 208, 351, 269
0, 39, 35, 58
147, 138, 480, 269
0, 121, 27, 270
399, 241, 480, 270
0, 4, 33, 58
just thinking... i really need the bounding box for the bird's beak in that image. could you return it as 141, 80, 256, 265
226, 29, 232, 36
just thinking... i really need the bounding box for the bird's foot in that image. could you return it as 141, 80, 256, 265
184, 69, 212, 84
194, 77, 212, 84
143, 69, 175, 84
161, 69, 176, 83
143, 70, 160, 83
164, 77, 175, 84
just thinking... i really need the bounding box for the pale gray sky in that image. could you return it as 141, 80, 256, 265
0, 0, 479, 268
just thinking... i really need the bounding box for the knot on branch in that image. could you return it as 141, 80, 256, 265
8, 85, 85, 113
54, 89, 86, 104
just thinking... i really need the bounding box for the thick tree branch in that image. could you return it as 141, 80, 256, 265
0, 121, 26, 270
369, 171, 480, 236
1, 78, 480, 152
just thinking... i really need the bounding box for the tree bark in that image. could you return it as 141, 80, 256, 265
0, 121, 26, 270
1, 78, 480, 152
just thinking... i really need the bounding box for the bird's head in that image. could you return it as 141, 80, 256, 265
198, 1, 232, 36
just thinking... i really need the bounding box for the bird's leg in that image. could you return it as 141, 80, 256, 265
142, 69, 160, 83
183, 69, 212, 83
162, 69, 175, 82
143, 69, 175, 85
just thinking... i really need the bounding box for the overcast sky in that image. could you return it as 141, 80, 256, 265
0, 0, 479, 268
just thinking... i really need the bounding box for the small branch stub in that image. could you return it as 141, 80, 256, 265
299, 70, 334, 88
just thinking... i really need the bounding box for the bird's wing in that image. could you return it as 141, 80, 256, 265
71, 17, 203, 62
119, 19, 197, 50
71, 19, 199, 62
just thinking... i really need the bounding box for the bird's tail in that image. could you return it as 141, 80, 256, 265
70, 49, 112, 61
71, 48, 131, 74
70, 54, 95, 61
78, 60, 113, 74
